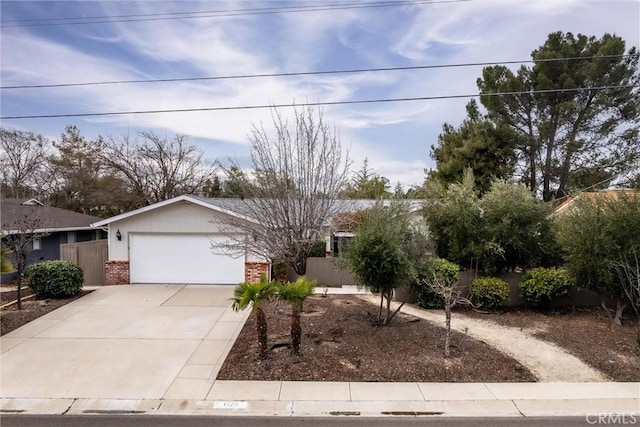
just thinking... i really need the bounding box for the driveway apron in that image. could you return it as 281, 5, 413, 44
0, 285, 248, 400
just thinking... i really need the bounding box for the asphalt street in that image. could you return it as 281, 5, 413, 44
0, 415, 615, 427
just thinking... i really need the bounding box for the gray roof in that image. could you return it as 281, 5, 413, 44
1, 199, 103, 233
92, 194, 425, 227
191, 196, 423, 217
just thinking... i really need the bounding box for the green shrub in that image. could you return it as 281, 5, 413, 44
520, 267, 571, 309
416, 258, 459, 309
417, 286, 444, 309
309, 240, 327, 258
272, 259, 288, 281
470, 276, 509, 311
28, 260, 83, 298
430, 258, 460, 286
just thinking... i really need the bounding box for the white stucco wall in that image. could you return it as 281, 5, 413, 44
106, 201, 249, 261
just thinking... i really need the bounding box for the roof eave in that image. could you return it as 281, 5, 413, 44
91, 195, 257, 227
2, 226, 98, 235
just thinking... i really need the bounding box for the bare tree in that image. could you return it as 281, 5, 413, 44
1, 200, 50, 309
213, 106, 350, 275
424, 259, 470, 357
101, 131, 218, 207
0, 128, 50, 199
615, 249, 640, 355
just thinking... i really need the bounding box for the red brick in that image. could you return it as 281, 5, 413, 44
244, 262, 270, 283
105, 260, 130, 285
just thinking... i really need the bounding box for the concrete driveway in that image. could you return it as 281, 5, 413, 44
0, 285, 248, 400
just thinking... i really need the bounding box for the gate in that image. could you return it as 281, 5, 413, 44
60, 240, 108, 286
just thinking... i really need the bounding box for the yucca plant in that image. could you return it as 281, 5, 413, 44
278, 276, 316, 355
231, 274, 278, 359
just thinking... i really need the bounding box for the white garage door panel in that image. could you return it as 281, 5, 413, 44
130, 234, 244, 284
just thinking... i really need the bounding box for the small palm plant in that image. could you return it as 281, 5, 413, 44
278, 276, 316, 355
231, 274, 278, 359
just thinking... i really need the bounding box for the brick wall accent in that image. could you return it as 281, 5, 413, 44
105, 260, 130, 285
244, 261, 270, 283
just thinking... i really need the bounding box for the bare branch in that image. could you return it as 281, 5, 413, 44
212, 105, 350, 274
0, 128, 50, 198
100, 131, 218, 206
2, 201, 51, 309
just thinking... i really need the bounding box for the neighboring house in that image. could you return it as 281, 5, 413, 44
92, 195, 424, 286
327, 199, 424, 257
552, 189, 638, 216
1, 198, 107, 281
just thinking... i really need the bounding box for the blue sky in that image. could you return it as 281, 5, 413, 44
1, 0, 639, 188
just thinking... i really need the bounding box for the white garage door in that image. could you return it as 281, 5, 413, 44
129, 233, 244, 284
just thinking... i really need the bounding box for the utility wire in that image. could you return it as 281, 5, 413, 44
1, 0, 468, 28
2, 54, 634, 90
550, 169, 633, 205
2, 84, 635, 120
2, 0, 452, 22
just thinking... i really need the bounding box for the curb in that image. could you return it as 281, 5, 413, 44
2, 396, 639, 418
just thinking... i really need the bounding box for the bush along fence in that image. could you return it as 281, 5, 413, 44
423, 270, 616, 308
294, 257, 615, 308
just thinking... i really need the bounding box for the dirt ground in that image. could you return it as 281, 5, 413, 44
1, 288, 92, 335
218, 295, 536, 382
461, 307, 639, 382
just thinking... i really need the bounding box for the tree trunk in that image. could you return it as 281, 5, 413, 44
293, 256, 307, 276
378, 293, 384, 322
384, 291, 392, 325
614, 299, 626, 326
556, 94, 595, 200
542, 111, 559, 202
637, 317, 640, 356
523, 113, 537, 194
291, 304, 301, 355
255, 307, 269, 359
444, 299, 452, 357
602, 299, 626, 326
16, 274, 22, 310
528, 153, 536, 195
16, 256, 25, 310
387, 299, 406, 324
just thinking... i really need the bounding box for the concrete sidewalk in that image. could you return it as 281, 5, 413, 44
2, 382, 639, 417
1, 285, 638, 418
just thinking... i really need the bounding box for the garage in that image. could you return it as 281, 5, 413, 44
129, 233, 245, 284
92, 195, 270, 286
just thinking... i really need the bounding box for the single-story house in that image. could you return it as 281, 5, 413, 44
92, 195, 269, 285
92, 195, 424, 286
328, 199, 424, 257
552, 189, 638, 216
1, 198, 107, 281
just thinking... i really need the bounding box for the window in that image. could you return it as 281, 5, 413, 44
32, 238, 41, 250
332, 232, 354, 257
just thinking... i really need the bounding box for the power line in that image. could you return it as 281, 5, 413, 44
2, 84, 635, 120
2, 54, 634, 90
2, 0, 450, 23
550, 169, 634, 205
1, 0, 468, 28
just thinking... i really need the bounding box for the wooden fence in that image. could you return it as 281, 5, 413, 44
288, 257, 356, 287
456, 271, 611, 307
293, 257, 611, 307
60, 240, 108, 286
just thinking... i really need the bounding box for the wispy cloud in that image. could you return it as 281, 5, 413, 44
2, 0, 638, 187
